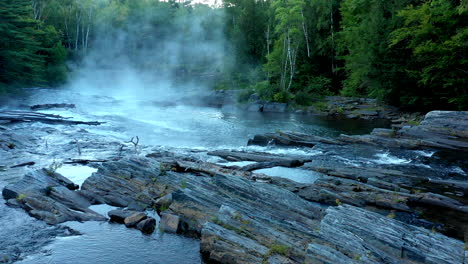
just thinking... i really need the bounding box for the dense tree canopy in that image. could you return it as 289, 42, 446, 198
225, 0, 467, 110
0, 0, 466, 110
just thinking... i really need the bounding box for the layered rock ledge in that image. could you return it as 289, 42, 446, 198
2, 110, 467, 264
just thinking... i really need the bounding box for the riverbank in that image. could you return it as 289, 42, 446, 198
1, 101, 466, 263
204, 90, 425, 125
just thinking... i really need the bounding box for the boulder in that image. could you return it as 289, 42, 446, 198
246, 103, 263, 112
136, 217, 156, 234
124, 212, 147, 227
108, 209, 138, 223
248, 93, 260, 102
160, 212, 180, 233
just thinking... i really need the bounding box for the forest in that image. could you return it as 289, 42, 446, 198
0, 0, 467, 110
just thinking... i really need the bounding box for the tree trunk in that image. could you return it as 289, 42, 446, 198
301, 10, 310, 58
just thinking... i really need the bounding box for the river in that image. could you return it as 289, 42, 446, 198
0, 88, 465, 263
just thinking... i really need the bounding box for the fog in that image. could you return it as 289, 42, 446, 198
66, 3, 226, 103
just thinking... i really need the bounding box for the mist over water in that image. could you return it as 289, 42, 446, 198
67, 4, 226, 102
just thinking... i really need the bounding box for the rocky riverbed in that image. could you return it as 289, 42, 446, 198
0, 95, 467, 264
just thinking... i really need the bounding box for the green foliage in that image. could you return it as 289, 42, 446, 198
179, 178, 187, 189
1, 0, 465, 110
46, 161, 62, 176
252, 80, 278, 101
390, 0, 468, 109
0, 0, 44, 90
159, 204, 169, 212
16, 193, 26, 201
295, 76, 333, 105
225, 0, 466, 110
262, 243, 291, 263
0, 0, 68, 91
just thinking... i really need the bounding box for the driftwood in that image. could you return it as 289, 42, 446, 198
125, 136, 139, 152
208, 150, 311, 163
30, 103, 76, 110
10, 161, 35, 168
0, 111, 104, 126
63, 159, 108, 165
240, 159, 306, 171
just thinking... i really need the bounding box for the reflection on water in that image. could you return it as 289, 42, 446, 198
17, 206, 201, 264
55, 165, 97, 187
254, 167, 323, 184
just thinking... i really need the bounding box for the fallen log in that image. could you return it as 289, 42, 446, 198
207, 150, 311, 163
0, 111, 105, 126
240, 160, 306, 171
10, 161, 35, 168
247, 131, 340, 147
63, 159, 108, 164
30, 103, 76, 110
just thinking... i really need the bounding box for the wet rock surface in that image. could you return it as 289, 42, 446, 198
1, 109, 467, 264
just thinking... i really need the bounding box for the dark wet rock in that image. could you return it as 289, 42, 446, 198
246, 103, 263, 112
263, 102, 287, 113
0, 110, 104, 126
124, 212, 147, 227
2, 169, 105, 224
248, 93, 260, 102
2, 169, 77, 200
81, 158, 164, 208
108, 209, 138, 223
154, 193, 173, 210
247, 131, 340, 147
306, 96, 400, 120
340, 111, 468, 152
127, 200, 146, 211
30, 103, 76, 110
20, 153, 461, 264
136, 217, 156, 234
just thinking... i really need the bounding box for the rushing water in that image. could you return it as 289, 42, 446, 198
8, 88, 390, 149
1, 88, 465, 263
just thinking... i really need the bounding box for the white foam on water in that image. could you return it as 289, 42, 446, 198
218, 161, 257, 167
372, 152, 412, 165
413, 150, 436, 158
450, 166, 467, 176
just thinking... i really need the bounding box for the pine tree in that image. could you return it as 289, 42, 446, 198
0, 0, 45, 92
